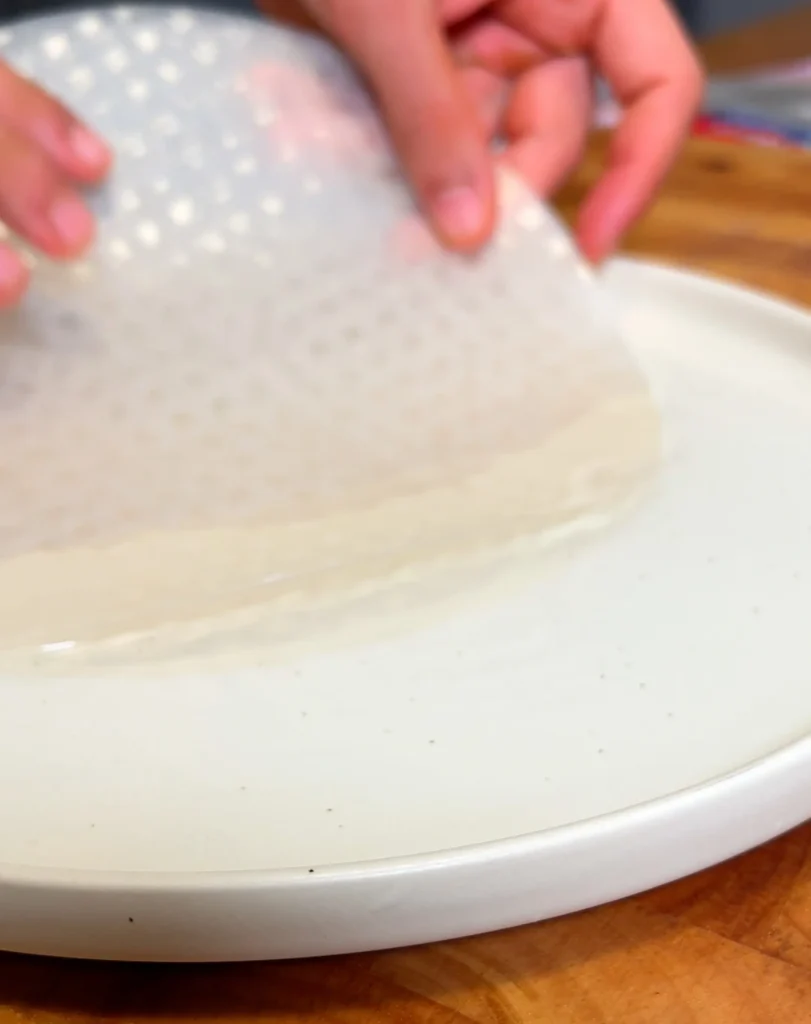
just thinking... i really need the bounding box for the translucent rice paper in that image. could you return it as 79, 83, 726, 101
0, 7, 660, 660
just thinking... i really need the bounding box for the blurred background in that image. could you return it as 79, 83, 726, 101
679, 0, 806, 35
1, 0, 810, 148
1, 0, 809, 39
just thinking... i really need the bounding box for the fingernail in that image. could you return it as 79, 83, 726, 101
431, 184, 486, 247
49, 194, 94, 250
69, 124, 110, 169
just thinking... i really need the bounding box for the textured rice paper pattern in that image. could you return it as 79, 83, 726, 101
0, 8, 660, 656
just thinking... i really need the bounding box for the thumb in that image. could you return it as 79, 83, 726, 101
307, 0, 495, 250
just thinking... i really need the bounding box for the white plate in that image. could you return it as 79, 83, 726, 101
1, 258, 811, 962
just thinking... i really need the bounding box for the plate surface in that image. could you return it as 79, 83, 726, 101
2, 259, 811, 962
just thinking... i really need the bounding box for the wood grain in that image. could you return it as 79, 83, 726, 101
3, 7, 811, 1023
556, 133, 811, 309
700, 4, 811, 73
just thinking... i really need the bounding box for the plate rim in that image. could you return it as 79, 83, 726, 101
2, 729, 811, 891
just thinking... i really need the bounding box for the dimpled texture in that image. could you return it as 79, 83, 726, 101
0, 7, 658, 653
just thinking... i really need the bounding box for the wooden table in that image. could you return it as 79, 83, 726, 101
700, 3, 811, 73
3, 8, 811, 1023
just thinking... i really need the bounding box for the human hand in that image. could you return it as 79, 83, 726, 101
301, 0, 703, 260
0, 60, 111, 308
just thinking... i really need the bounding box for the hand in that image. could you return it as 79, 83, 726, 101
302, 0, 703, 260
0, 60, 111, 308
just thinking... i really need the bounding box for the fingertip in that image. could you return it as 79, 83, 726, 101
65, 123, 113, 183
0, 246, 31, 308
575, 161, 648, 266
575, 209, 619, 266
575, 199, 612, 263
0, 63, 112, 184
428, 170, 496, 252
327, 0, 495, 253
0, 123, 98, 260
46, 191, 96, 258
393, 90, 497, 252
575, 228, 611, 266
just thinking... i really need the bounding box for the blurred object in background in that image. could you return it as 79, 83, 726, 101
699, 58, 811, 149
0, 0, 808, 152
598, 64, 811, 152
0, 0, 804, 35
597, 2, 811, 152
685, 0, 808, 35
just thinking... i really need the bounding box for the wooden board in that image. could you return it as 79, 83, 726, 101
556, 133, 811, 310
700, 4, 811, 73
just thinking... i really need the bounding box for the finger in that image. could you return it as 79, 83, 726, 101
438, 0, 490, 24
458, 65, 509, 140
0, 125, 95, 259
308, 0, 495, 250
0, 61, 111, 184
574, 0, 703, 259
0, 244, 30, 308
453, 16, 545, 77
452, 18, 540, 141
500, 57, 591, 197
